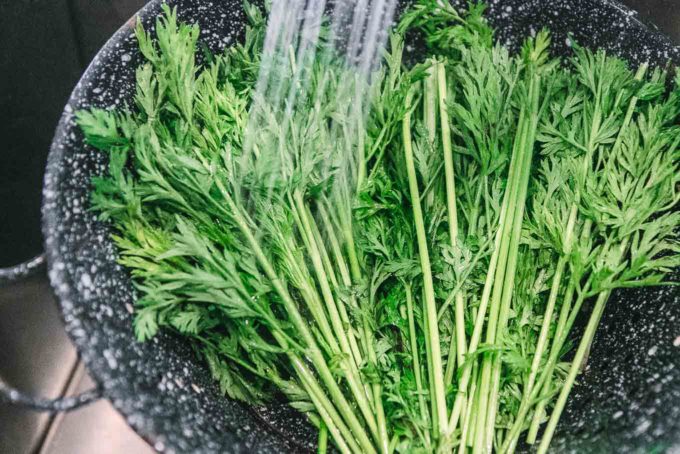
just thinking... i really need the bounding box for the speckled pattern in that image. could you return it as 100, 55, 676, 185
0, 254, 45, 284
42, 0, 679, 453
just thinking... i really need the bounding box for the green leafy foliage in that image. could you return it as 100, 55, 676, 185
77, 1, 678, 453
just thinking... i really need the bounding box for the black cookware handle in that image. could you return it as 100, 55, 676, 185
0, 253, 46, 284
0, 254, 103, 412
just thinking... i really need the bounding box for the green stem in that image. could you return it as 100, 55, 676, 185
422, 68, 441, 438
368, 355, 389, 454
476, 72, 541, 454
307, 204, 340, 290
483, 175, 491, 238
424, 63, 438, 211
437, 61, 468, 377
522, 200, 577, 396
444, 325, 458, 389
446, 178, 509, 435
294, 356, 355, 454
519, 209, 576, 447
356, 107, 367, 192
536, 291, 610, 454
527, 256, 567, 389
307, 204, 367, 382
405, 283, 430, 433
310, 208, 379, 425
471, 100, 530, 454
317, 203, 374, 404
484, 119, 534, 453
458, 363, 479, 453
322, 197, 374, 361
318, 422, 329, 454
335, 194, 363, 285
267, 326, 359, 454
538, 236, 630, 452
320, 197, 388, 453
220, 187, 376, 454
286, 199, 345, 356
525, 397, 544, 445
425, 64, 438, 144
445, 86, 525, 442
423, 287, 439, 437
403, 89, 449, 436
294, 191, 382, 446
501, 276, 579, 453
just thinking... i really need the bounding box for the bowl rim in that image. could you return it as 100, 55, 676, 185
42, 1, 191, 449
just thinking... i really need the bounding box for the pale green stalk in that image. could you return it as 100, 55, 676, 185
536, 291, 610, 454
293, 191, 384, 449
309, 204, 375, 405
520, 210, 578, 448
317, 203, 375, 405
403, 89, 449, 436
501, 276, 579, 453
446, 102, 524, 440
322, 195, 389, 453
423, 287, 439, 437
538, 234, 633, 452
518, 208, 575, 435
525, 399, 544, 444
323, 196, 374, 363
481, 73, 543, 453
318, 422, 329, 454
424, 65, 438, 206
471, 98, 532, 454
446, 158, 512, 435
285, 196, 347, 352
458, 364, 479, 453
329, 198, 388, 450
305, 204, 358, 356
437, 61, 468, 383
219, 185, 376, 454
293, 355, 355, 454
405, 283, 431, 448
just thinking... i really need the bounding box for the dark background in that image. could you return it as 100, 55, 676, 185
0, 0, 678, 268
0, 0, 147, 267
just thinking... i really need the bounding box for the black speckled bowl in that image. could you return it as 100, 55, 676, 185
43, 0, 680, 452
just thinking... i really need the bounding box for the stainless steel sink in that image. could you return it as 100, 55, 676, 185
0, 274, 151, 453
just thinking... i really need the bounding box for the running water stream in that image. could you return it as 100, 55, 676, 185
240, 0, 397, 203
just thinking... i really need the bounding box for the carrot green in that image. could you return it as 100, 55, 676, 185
77, 1, 680, 452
